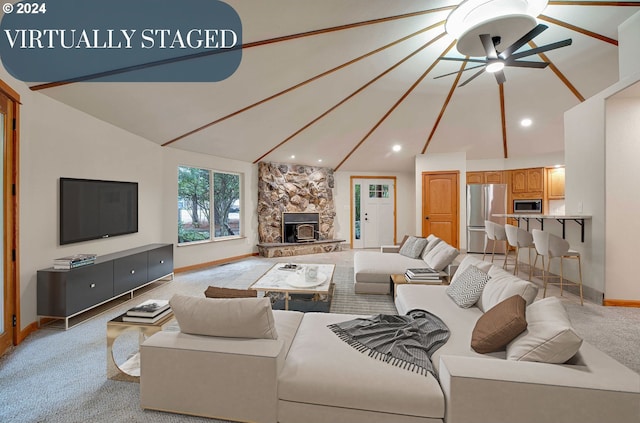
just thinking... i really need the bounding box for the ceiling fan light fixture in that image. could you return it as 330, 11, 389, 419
486, 61, 505, 73
446, 0, 549, 38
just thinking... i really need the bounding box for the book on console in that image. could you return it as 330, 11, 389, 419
122, 308, 172, 323
53, 253, 98, 264
406, 267, 438, 276
126, 299, 170, 317
404, 272, 441, 283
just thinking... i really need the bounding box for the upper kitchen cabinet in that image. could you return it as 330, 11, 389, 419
547, 167, 565, 199
466, 171, 504, 184
511, 168, 543, 194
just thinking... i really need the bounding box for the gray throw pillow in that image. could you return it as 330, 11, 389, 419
398, 236, 428, 259
446, 265, 491, 308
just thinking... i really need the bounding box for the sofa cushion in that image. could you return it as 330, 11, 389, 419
170, 294, 278, 340
420, 236, 442, 260
446, 265, 490, 308
278, 312, 445, 419
423, 241, 460, 271
471, 295, 528, 353
354, 251, 426, 284
506, 297, 583, 363
477, 266, 539, 312
399, 236, 428, 258
450, 255, 493, 284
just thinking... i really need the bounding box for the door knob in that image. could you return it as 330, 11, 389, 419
425, 216, 430, 220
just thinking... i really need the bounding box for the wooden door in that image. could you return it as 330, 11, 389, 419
422, 172, 459, 248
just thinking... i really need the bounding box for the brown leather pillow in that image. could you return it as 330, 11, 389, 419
471, 295, 527, 354
204, 286, 257, 298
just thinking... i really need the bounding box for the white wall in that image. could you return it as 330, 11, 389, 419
161, 148, 258, 268
604, 96, 640, 301
619, 11, 640, 81
333, 170, 415, 245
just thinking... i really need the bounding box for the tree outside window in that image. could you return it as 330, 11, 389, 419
178, 166, 241, 244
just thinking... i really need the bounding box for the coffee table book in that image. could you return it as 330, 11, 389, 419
122, 308, 172, 324
126, 299, 170, 317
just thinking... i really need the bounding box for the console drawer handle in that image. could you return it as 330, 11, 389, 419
130, 270, 135, 275
90, 283, 96, 288
160, 260, 164, 264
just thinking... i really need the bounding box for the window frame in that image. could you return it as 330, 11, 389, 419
177, 165, 243, 246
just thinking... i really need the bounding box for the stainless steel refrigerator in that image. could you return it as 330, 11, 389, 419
466, 184, 507, 254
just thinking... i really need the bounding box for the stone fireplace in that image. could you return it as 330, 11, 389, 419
282, 212, 320, 243
257, 162, 344, 257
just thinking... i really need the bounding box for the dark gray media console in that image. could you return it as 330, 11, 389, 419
37, 243, 174, 329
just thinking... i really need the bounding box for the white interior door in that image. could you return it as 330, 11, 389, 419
352, 178, 395, 248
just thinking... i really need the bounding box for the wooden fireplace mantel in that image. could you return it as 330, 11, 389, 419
256, 239, 346, 258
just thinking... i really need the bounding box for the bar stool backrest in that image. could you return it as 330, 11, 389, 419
533, 229, 570, 259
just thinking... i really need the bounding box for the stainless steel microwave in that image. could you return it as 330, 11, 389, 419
513, 199, 542, 213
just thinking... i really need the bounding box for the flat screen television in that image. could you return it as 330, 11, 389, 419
59, 177, 138, 245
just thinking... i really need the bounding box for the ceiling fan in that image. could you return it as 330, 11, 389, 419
435, 24, 572, 87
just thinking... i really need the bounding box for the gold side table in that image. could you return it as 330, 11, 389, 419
106, 311, 175, 382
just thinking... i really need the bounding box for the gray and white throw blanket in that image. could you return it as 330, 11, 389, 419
328, 309, 449, 378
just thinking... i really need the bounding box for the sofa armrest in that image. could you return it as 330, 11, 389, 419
439, 347, 640, 423
141, 331, 285, 423
380, 245, 400, 253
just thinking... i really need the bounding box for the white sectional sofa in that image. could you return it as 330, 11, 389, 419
140, 256, 640, 423
354, 235, 460, 294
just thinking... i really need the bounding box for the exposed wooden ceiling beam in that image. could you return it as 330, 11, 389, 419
334, 41, 457, 171
162, 21, 446, 148
30, 7, 453, 91
253, 32, 447, 164
421, 59, 467, 154
528, 41, 585, 102
499, 84, 508, 159
539, 15, 618, 45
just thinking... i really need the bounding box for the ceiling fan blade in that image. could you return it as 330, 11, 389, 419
440, 57, 488, 64
494, 69, 506, 85
480, 33, 498, 59
459, 67, 486, 87
433, 64, 486, 79
498, 24, 548, 60
505, 60, 549, 69
508, 39, 573, 61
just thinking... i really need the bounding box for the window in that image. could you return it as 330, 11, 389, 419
178, 166, 241, 244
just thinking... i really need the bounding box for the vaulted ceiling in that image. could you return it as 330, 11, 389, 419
31, 1, 640, 172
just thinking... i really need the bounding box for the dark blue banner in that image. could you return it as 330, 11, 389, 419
0, 0, 242, 82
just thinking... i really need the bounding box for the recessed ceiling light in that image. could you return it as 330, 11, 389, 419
318, 159, 322, 163
520, 118, 533, 127
290, 155, 295, 159
486, 61, 504, 73
392, 144, 402, 152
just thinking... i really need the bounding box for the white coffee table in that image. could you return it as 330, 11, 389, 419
250, 263, 335, 310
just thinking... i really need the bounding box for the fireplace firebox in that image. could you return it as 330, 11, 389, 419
282, 212, 320, 243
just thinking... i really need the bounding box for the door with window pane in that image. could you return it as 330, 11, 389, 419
352, 178, 395, 249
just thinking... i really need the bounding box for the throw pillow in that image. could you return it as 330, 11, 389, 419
471, 295, 528, 353
169, 294, 278, 340
204, 286, 257, 298
506, 297, 583, 363
423, 241, 460, 271
476, 266, 539, 312
445, 265, 491, 308
398, 236, 428, 259
450, 255, 493, 286
420, 236, 442, 260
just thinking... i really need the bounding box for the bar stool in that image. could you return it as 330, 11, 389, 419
532, 229, 584, 305
483, 221, 508, 264
504, 224, 535, 280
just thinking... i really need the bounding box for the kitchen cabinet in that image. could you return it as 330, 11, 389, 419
466, 171, 504, 184
511, 168, 543, 194
547, 167, 565, 199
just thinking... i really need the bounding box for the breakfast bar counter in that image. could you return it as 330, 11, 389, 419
492, 213, 592, 242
